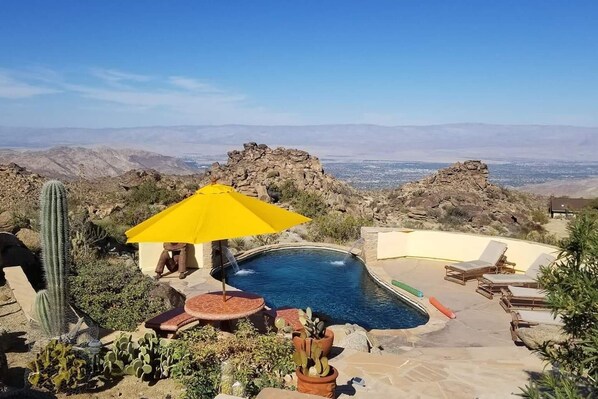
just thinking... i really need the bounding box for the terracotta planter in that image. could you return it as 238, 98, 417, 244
296, 366, 338, 398
293, 329, 335, 357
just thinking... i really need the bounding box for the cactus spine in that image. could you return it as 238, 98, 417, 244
34, 180, 70, 337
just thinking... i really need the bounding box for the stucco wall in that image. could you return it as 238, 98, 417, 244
138, 242, 208, 275
372, 228, 558, 272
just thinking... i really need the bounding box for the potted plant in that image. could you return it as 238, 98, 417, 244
293, 339, 338, 398
292, 307, 335, 357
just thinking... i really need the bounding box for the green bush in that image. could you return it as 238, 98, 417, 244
69, 259, 167, 331
171, 320, 295, 399
520, 211, 598, 398
128, 181, 182, 206
531, 208, 549, 225
277, 180, 327, 218
308, 213, 372, 244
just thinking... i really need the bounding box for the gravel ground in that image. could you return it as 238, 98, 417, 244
0, 282, 182, 398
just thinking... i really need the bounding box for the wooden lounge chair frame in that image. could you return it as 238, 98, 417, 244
476, 253, 555, 299
444, 240, 515, 285
477, 276, 539, 299
499, 287, 548, 312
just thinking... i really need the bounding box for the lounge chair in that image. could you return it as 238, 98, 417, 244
510, 309, 563, 343
499, 286, 548, 312
476, 253, 556, 299
444, 240, 511, 285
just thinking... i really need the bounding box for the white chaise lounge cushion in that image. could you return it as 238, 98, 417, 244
482, 253, 557, 282
514, 310, 563, 326
449, 240, 507, 271
482, 274, 536, 284
507, 286, 546, 299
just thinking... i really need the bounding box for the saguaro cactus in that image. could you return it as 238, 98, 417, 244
34, 180, 70, 337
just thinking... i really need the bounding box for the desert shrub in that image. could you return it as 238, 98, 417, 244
128, 181, 182, 206
69, 259, 167, 331
308, 214, 372, 244
520, 211, 598, 398
253, 233, 281, 247
228, 237, 248, 252
522, 230, 560, 246
278, 180, 327, 218
439, 205, 471, 228
402, 220, 424, 229
531, 208, 550, 225
170, 320, 294, 399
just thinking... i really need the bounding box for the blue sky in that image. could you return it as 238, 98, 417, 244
1, 1, 597, 127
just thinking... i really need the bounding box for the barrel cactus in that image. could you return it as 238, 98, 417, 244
33, 180, 70, 337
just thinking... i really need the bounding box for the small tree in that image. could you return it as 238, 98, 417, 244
520, 211, 598, 398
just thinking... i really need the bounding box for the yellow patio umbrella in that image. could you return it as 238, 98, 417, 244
125, 183, 311, 300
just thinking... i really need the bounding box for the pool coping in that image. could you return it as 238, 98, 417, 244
215, 242, 449, 336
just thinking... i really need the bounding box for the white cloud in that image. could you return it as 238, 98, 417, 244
0, 66, 298, 125
168, 76, 222, 92
0, 71, 60, 99
90, 68, 152, 86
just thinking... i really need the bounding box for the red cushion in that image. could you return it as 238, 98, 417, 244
145, 307, 198, 332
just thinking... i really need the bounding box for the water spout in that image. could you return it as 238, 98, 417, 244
343, 237, 365, 262
223, 246, 240, 274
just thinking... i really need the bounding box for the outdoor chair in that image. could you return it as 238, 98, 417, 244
444, 240, 511, 285
499, 285, 548, 312
476, 253, 556, 299
510, 309, 563, 343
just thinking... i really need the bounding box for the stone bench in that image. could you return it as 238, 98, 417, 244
144, 307, 199, 338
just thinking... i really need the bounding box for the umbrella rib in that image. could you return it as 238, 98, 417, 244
228, 193, 279, 233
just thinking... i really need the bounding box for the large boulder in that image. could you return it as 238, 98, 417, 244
0, 212, 15, 233
15, 228, 41, 253
516, 325, 567, 350
149, 282, 186, 309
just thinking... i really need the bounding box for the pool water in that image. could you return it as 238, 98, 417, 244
221, 248, 429, 330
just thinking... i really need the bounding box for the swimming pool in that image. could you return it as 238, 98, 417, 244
220, 248, 429, 330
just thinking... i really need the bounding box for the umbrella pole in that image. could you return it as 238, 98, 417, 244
219, 240, 226, 301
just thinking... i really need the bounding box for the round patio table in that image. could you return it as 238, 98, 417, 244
184, 291, 265, 321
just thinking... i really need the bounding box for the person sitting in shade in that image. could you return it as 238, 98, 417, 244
155, 242, 188, 280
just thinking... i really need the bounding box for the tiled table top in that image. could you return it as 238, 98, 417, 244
185, 290, 265, 320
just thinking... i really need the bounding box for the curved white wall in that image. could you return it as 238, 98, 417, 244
377, 229, 558, 272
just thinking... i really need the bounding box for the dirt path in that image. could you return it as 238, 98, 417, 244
544, 218, 569, 240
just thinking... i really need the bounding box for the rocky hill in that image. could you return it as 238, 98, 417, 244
380, 160, 546, 236
0, 146, 201, 180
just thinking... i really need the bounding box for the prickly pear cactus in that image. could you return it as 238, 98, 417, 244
102, 331, 171, 381
292, 339, 331, 378
298, 307, 326, 339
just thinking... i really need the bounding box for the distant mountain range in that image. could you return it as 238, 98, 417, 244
1, 123, 597, 162
520, 178, 598, 199
0, 147, 201, 179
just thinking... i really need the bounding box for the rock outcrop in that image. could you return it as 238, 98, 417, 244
205, 142, 372, 216
382, 160, 544, 235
